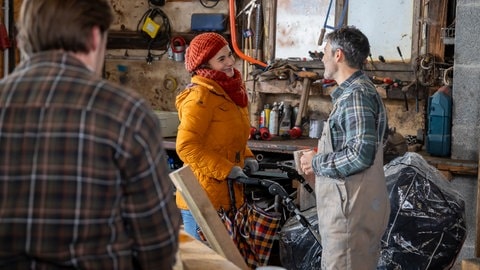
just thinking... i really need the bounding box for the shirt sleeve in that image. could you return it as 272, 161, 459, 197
120, 107, 181, 269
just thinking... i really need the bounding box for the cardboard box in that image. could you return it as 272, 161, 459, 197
154, 111, 179, 137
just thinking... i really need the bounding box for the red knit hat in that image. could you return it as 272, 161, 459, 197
185, 32, 229, 72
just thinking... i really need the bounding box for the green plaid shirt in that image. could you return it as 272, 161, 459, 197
312, 70, 387, 179
0, 51, 180, 269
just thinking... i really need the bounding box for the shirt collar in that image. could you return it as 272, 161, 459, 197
330, 70, 364, 101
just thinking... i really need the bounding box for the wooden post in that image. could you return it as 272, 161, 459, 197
169, 166, 249, 270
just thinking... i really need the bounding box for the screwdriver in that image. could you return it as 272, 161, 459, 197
397, 46, 405, 63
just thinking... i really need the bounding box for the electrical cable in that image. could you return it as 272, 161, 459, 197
199, 0, 220, 8
136, 6, 172, 63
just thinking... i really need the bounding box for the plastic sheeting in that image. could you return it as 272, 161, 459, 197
378, 152, 466, 269
278, 152, 466, 270
278, 207, 322, 270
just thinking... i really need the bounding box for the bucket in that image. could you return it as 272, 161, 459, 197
171, 36, 186, 62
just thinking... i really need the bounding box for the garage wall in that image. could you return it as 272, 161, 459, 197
105, 0, 230, 111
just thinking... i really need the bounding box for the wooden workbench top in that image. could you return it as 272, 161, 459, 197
163, 136, 318, 154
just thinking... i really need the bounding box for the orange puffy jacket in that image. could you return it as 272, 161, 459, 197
175, 75, 254, 211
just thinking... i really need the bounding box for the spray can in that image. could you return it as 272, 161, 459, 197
278, 103, 292, 136
264, 104, 271, 129
259, 104, 271, 128
269, 102, 279, 136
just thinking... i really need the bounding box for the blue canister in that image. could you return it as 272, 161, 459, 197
426, 90, 452, 157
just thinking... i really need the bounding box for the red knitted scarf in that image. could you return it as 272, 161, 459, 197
194, 68, 248, 107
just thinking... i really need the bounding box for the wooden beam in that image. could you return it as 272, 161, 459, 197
169, 166, 249, 270
421, 153, 478, 176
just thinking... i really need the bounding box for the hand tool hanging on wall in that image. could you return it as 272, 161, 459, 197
397, 46, 405, 63
318, 0, 349, 45
229, 0, 267, 68
237, 0, 259, 80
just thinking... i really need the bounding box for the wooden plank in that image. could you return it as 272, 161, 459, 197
420, 152, 478, 176
293, 150, 316, 211
169, 166, 249, 270
427, 0, 448, 61
462, 258, 480, 270
176, 230, 241, 270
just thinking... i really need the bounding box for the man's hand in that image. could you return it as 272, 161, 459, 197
300, 150, 316, 175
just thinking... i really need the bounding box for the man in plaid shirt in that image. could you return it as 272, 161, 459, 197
0, 0, 180, 269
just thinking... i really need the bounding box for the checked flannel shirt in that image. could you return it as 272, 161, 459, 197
312, 70, 387, 179
0, 51, 180, 269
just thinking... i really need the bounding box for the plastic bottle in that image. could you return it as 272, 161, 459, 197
259, 104, 270, 128
264, 104, 271, 129
269, 102, 279, 136
278, 103, 292, 136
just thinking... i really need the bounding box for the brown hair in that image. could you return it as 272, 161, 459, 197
17, 0, 114, 56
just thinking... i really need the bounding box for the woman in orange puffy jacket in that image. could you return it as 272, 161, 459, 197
175, 32, 258, 240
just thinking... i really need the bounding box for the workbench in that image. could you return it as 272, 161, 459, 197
163, 137, 477, 177
163, 137, 317, 154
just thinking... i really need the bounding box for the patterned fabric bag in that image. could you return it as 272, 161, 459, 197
231, 202, 281, 269
199, 180, 282, 269
222, 177, 282, 269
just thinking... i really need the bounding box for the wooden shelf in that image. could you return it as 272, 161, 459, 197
107, 30, 231, 50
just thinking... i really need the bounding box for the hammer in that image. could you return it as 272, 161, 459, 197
290, 71, 320, 139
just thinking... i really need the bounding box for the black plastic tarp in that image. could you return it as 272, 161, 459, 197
278, 152, 466, 270
378, 152, 466, 270
278, 206, 322, 269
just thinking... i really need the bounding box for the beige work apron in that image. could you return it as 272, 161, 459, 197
315, 118, 390, 270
